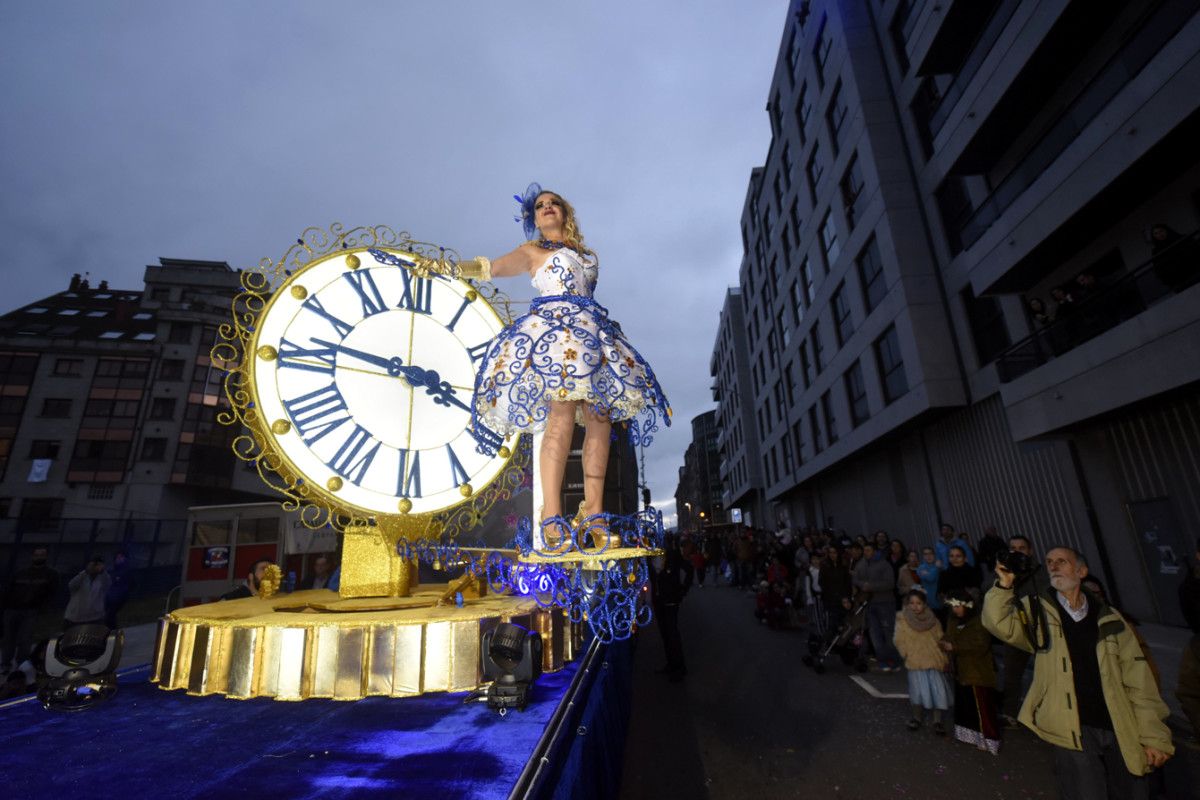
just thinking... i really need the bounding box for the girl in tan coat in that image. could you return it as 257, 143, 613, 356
894, 589, 950, 734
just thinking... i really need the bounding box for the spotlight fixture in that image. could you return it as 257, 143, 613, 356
481, 622, 542, 714
37, 624, 124, 711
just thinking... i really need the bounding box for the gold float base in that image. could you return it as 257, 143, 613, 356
152, 587, 579, 701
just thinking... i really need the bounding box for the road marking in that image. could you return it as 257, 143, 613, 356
850, 674, 909, 700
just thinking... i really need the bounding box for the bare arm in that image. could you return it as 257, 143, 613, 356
489, 243, 540, 279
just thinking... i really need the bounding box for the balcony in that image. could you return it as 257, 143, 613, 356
942, 0, 1196, 254
996, 231, 1200, 383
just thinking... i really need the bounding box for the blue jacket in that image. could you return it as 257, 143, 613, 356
916, 561, 943, 609
935, 537, 975, 568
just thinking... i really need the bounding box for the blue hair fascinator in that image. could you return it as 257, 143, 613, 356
513, 182, 542, 240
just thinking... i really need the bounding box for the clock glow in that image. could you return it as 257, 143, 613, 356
250, 248, 511, 516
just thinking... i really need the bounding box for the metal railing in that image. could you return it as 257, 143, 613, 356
995, 232, 1199, 383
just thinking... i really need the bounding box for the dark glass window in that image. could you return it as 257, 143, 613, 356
168, 322, 193, 344
800, 258, 815, 305
141, 437, 168, 461
821, 389, 839, 444
826, 82, 848, 154
819, 212, 840, 270
795, 83, 812, 143
54, 358, 82, 376
159, 359, 185, 381
781, 143, 793, 190
831, 283, 855, 347
812, 15, 832, 86
799, 341, 813, 389
28, 440, 60, 459
857, 236, 887, 313
840, 154, 866, 230
844, 361, 869, 427
150, 397, 176, 420
806, 143, 823, 204
809, 406, 824, 454
811, 323, 825, 374
875, 325, 909, 404
40, 398, 71, 418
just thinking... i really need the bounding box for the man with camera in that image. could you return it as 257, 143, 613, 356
983, 545, 1172, 799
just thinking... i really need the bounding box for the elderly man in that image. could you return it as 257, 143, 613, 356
983, 546, 1172, 799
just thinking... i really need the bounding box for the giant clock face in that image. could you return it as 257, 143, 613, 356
250, 247, 511, 517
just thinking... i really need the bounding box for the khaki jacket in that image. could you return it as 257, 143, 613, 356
893, 612, 947, 671
982, 583, 1173, 775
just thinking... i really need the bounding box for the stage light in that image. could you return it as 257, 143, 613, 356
481, 622, 542, 715
37, 624, 124, 711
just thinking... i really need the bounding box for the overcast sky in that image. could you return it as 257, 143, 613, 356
0, 1, 785, 523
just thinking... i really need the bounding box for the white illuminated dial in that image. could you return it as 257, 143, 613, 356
251, 248, 510, 516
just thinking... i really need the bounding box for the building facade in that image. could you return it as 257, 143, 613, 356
0, 260, 277, 575
716, 0, 1200, 624
673, 410, 725, 533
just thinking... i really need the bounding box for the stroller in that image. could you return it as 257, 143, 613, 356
802, 596, 869, 674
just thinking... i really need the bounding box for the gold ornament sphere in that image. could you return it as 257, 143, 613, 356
497, 446, 511, 459
289, 285, 308, 300
465, 289, 478, 302
459, 483, 473, 497
326, 476, 343, 491
345, 254, 361, 269
271, 419, 292, 435
257, 345, 278, 361
398, 498, 413, 514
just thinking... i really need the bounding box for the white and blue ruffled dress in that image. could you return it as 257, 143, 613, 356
472, 246, 670, 445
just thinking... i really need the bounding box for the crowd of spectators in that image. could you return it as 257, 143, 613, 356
674, 520, 1198, 787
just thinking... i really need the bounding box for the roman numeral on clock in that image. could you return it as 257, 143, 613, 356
467, 341, 491, 368
398, 271, 433, 315
327, 424, 380, 484
278, 337, 338, 374
303, 295, 354, 337
397, 448, 422, 498
344, 269, 387, 317
282, 384, 350, 445
445, 444, 470, 487
470, 421, 504, 456
446, 295, 472, 332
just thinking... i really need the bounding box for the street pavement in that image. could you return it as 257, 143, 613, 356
619, 581, 1200, 800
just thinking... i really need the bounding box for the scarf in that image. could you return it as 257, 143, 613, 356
903, 605, 938, 632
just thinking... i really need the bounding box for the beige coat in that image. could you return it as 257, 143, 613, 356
893, 611, 947, 671
982, 583, 1173, 776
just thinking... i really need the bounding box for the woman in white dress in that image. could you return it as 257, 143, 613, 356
461, 184, 671, 544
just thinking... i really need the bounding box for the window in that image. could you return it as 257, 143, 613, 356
54, 358, 82, 376
159, 359, 185, 381
857, 236, 887, 313
789, 282, 804, 325
826, 82, 848, 154
791, 419, 806, 466
831, 283, 855, 347
150, 397, 176, 420
840, 154, 865, 230
812, 15, 832, 86
821, 389, 839, 444
151, 287, 171, 301
777, 308, 790, 348
799, 341, 814, 389
961, 286, 1011, 367
795, 83, 813, 143
809, 406, 824, 454
783, 363, 796, 405
40, 398, 71, 418
18, 498, 63, 531
811, 323, 825, 373
806, 143, 823, 204
819, 212, 840, 270
168, 322, 193, 344
781, 143, 793, 190
787, 20, 803, 78
844, 361, 869, 427
28, 440, 60, 459
789, 200, 802, 245
875, 324, 909, 403
800, 257, 816, 305
141, 437, 168, 461
781, 431, 794, 475
770, 90, 783, 137
773, 172, 784, 208
774, 381, 785, 422
58, 308, 80, 316
99, 331, 122, 339
87, 485, 115, 500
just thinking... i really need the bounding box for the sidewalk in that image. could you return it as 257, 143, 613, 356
1140, 622, 1195, 733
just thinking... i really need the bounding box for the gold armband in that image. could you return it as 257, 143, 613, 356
457, 256, 492, 281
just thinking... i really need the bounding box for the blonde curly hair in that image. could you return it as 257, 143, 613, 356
532, 191, 595, 259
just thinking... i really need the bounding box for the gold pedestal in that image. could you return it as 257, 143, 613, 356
338, 524, 420, 598
152, 587, 578, 701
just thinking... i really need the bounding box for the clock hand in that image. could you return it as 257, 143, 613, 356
313, 339, 410, 382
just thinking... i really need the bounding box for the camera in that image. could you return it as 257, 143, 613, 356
996, 550, 1037, 581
